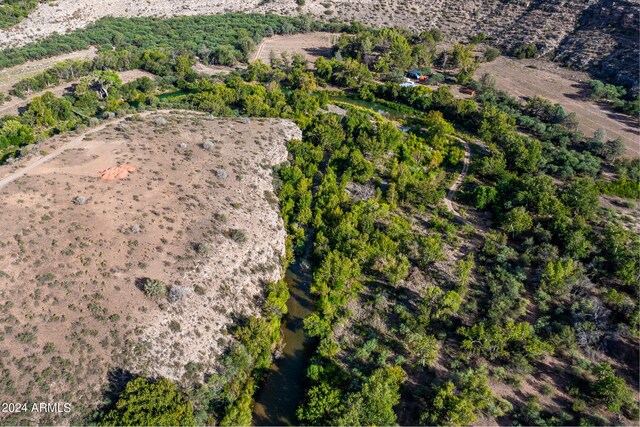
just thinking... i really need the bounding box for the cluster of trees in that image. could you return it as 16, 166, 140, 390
0, 13, 352, 69
588, 79, 640, 118
93, 280, 289, 425
0, 16, 638, 426
96, 378, 195, 426
0, 0, 42, 29
282, 110, 455, 425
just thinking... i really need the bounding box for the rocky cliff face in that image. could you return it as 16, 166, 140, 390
402, 0, 639, 86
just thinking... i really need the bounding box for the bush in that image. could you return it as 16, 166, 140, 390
97, 378, 195, 426
514, 43, 537, 59
169, 286, 191, 302
226, 228, 247, 243
143, 278, 167, 298
483, 47, 500, 62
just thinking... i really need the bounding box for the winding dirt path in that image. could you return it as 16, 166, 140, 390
444, 136, 470, 217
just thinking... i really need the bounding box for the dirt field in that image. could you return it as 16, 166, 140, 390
250, 32, 339, 68
0, 110, 300, 424
477, 56, 640, 158
0, 69, 154, 117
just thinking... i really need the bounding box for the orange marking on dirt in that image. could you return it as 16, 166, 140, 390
99, 165, 136, 180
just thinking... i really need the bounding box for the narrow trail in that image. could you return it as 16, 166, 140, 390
0, 109, 171, 191
444, 136, 471, 217
252, 39, 267, 63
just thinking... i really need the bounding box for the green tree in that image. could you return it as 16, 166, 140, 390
297, 383, 342, 425
0, 120, 34, 149
591, 363, 633, 414
335, 366, 406, 426
562, 177, 600, 219
501, 206, 533, 235
454, 254, 475, 290
98, 378, 195, 426
451, 43, 477, 84
539, 258, 581, 297
421, 381, 477, 426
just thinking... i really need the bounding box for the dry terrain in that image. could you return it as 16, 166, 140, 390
250, 32, 339, 68
0, 1, 636, 85
477, 56, 640, 158
0, 110, 301, 424
0, 48, 97, 94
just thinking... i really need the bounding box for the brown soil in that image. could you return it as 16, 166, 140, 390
0, 110, 301, 424
99, 164, 136, 180
250, 32, 339, 68
476, 56, 640, 158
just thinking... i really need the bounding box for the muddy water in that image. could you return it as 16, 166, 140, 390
329, 95, 408, 120
252, 264, 315, 426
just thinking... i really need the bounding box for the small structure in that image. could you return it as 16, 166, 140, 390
407, 70, 422, 80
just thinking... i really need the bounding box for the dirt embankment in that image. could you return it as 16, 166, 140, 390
0, 111, 301, 424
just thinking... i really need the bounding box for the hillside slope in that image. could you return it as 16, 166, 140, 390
0, 0, 637, 82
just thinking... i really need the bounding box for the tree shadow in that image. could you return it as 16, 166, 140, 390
90, 368, 138, 423
134, 276, 150, 292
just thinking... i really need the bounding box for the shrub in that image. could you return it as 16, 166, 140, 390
483, 47, 500, 62
169, 286, 191, 302
97, 378, 195, 426
514, 43, 537, 59
226, 228, 247, 243
143, 278, 167, 298
73, 195, 88, 205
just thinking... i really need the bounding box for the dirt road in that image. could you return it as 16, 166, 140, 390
0, 109, 165, 190
444, 136, 471, 217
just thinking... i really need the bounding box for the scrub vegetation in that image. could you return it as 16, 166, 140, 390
0, 13, 637, 426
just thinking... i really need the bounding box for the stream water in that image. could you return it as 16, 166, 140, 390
252, 95, 408, 425
329, 95, 409, 120
252, 263, 315, 426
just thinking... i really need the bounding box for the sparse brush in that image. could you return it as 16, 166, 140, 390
226, 228, 247, 243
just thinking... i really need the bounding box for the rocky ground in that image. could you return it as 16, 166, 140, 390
0, 110, 300, 424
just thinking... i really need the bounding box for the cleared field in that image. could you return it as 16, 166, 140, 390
0, 111, 300, 424
477, 56, 640, 158
250, 32, 339, 68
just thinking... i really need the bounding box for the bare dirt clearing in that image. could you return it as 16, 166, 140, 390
250, 32, 339, 68
477, 56, 639, 158
0, 110, 300, 424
